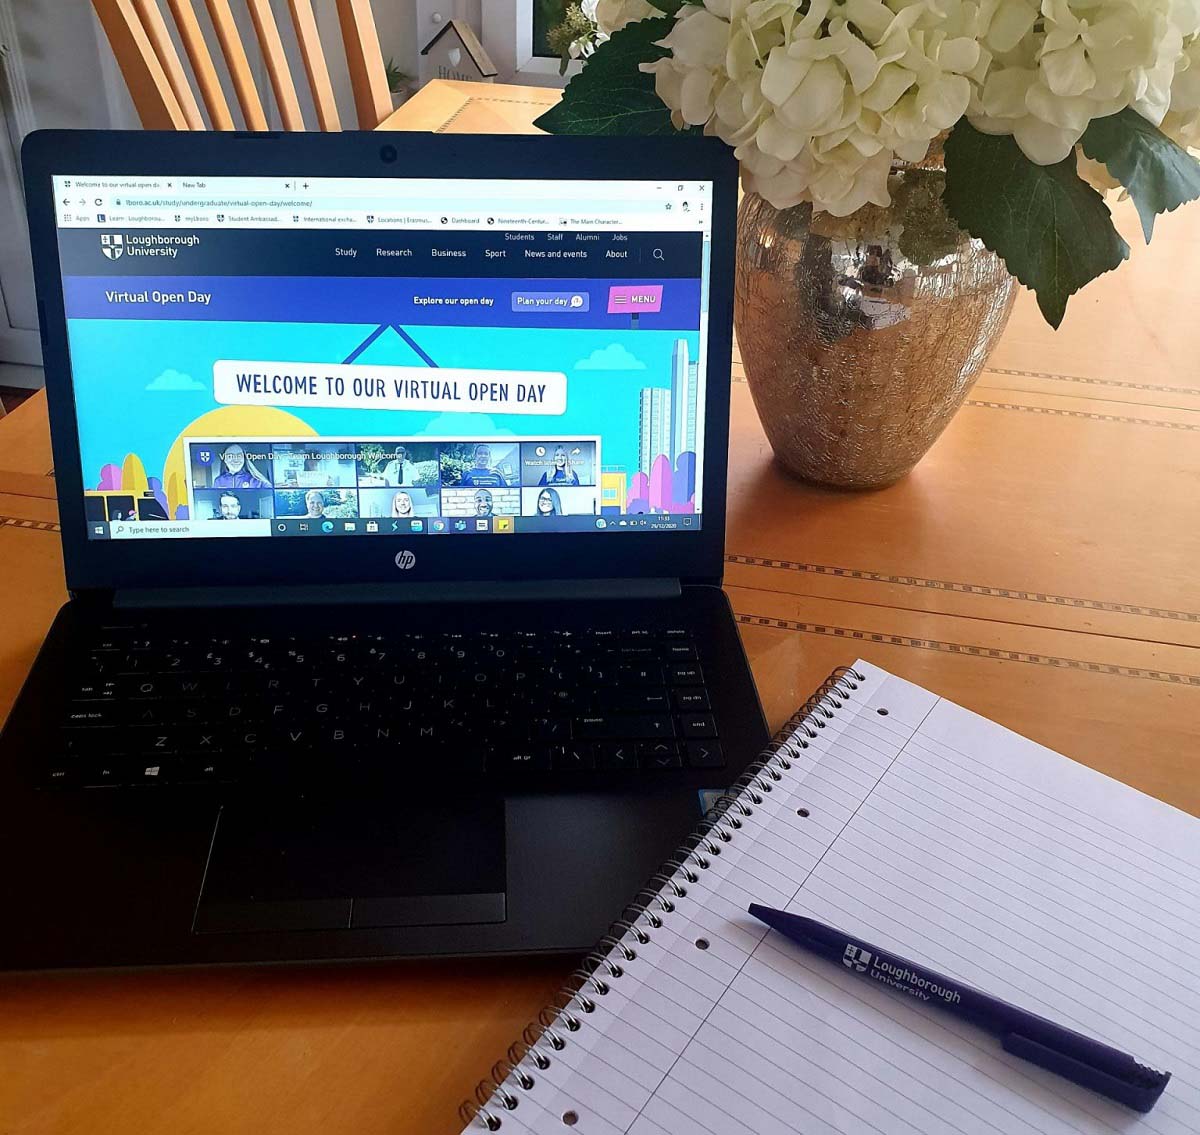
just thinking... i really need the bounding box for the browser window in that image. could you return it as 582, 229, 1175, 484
52, 175, 712, 541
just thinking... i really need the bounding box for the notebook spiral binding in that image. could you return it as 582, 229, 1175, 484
458, 664, 866, 1132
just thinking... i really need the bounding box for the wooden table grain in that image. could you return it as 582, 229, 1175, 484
1, 81, 1197, 1134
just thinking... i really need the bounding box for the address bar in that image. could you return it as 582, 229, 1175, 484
120, 195, 670, 213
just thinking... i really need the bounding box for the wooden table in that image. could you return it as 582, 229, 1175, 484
2, 80, 1197, 1133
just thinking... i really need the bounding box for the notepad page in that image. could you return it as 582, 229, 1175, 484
466, 662, 1200, 1135
467, 662, 929, 1133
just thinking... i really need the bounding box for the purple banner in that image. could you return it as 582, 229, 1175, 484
63, 275, 701, 331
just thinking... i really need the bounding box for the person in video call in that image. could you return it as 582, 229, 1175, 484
304, 489, 326, 518
215, 490, 242, 520
391, 491, 415, 518
535, 487, 563, 517
459, 444, 506, 488
212, 443, 271, 490
474, 489, 494, 517
538, 446, 581, 487
380, 445, 417, 487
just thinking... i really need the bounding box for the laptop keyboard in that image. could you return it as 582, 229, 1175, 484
47, 626, 724, 788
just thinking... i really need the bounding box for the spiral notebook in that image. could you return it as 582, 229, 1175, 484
458, 661, 1200, 1135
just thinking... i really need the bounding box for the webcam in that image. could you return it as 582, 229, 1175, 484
379, 143, 398, 163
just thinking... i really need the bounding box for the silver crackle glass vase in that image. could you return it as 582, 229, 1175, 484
734, 167, 1017, 490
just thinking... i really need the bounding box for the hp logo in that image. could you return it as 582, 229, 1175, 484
394, 549, 416, 571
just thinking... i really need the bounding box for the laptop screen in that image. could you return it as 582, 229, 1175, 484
51, 175, 712, 542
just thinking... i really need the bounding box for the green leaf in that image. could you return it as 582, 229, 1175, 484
646, 0, 687, 13
535, 16, 689, 136
1080, 108, 1200, 243
943, 121, 1129, 328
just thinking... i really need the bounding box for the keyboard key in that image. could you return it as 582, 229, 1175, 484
575, 715, 675, 740
80, 761, 134, 787
131, 728, 178, 756
599, 689, 670, 713
679, 714, 717, 739
552, 743, 595, 771
596, 742, 638, 770
616, 664, 664, 685
668, 664, 703, 685
61, 727, 118, 758
73, 679, 118, 700
685, 740, 725, 769
64, 703, 122, 727
180, 729, 225, 756
638, 742, 682, 769
495, 747, 552, 772
671, 688, 710, 711
664, 644, 698, 660
532, 717, 571, 740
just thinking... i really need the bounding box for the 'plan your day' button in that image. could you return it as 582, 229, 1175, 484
510, 291, 589, 312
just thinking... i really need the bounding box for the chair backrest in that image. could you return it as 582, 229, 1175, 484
92, 0, 393, 131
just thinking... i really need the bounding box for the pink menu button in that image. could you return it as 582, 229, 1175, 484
607, 285, 663, 314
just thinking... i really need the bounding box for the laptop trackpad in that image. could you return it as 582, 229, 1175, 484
193, 796, 506, 933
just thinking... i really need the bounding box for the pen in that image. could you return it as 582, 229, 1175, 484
747, 904, 1171, 1113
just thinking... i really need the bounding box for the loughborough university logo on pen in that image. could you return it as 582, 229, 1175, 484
843, 945, 872, 972
844, 944, 964, 1004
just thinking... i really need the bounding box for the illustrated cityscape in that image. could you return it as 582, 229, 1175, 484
601, 338, 699, 516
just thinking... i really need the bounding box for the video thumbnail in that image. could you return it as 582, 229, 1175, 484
194, 487, 274, 520
521, 486, 598, 517
439, 441, 520, 488
358, 486, 441, 518
442, 486, 520, 517
519, 441, 597, 487
355, 442, 440, 488
271, 442, 358, 488
189, 441, 274, 490
274, 487, 359, 518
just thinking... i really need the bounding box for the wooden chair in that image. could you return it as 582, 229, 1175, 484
92, 0, 393, 132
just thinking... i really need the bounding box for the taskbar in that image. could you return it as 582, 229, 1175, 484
90, 514, 700, 540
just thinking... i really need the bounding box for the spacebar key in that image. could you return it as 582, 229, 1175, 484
575, 715, 675, 740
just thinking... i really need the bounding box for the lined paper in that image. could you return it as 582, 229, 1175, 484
468, 663, 1200, 1134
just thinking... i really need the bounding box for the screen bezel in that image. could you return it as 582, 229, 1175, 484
22, 129, 737, 592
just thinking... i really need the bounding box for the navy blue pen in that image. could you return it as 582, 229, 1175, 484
748, 904, 1171, 1114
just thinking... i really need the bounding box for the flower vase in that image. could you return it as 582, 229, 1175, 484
734, 179, 1017, 490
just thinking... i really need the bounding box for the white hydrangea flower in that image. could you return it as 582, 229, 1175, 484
1163, 30, 1200, 147
642, 0, 1199, 213
643, 0, 991, 214
969, 0, 1200, 163
595, 0, 661, 36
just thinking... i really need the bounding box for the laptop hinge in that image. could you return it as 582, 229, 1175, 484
114, 578, 682, 609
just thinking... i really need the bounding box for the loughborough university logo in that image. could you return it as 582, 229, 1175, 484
843, 945, 872, 972
100, 234, 124, 260
394, 550, 416, 571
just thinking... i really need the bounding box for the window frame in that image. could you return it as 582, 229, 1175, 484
482, 0, 583, 86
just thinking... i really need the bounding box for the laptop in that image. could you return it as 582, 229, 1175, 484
0, 129, 766, 970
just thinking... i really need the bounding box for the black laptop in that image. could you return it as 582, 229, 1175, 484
0, 130, 766, 970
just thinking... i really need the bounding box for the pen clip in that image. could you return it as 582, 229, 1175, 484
1002, 1032, 1170, 1114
